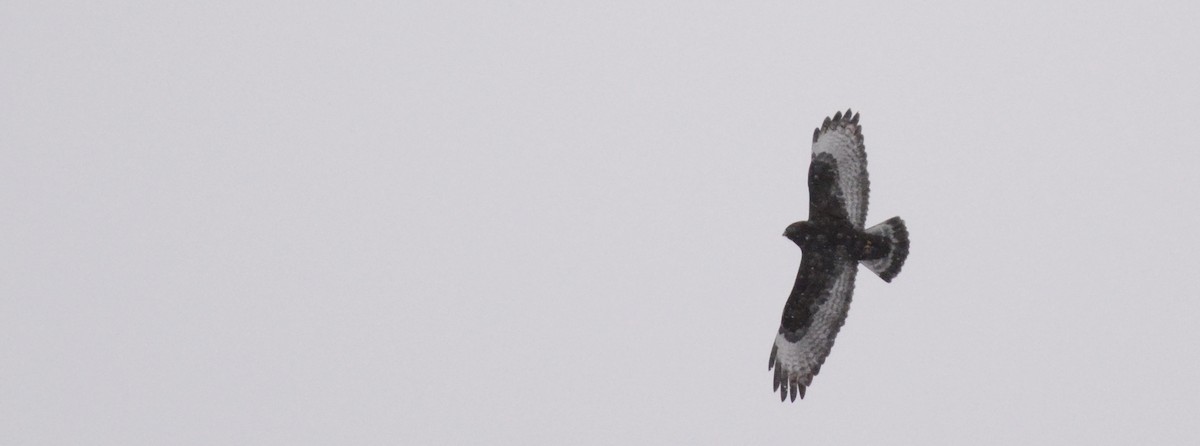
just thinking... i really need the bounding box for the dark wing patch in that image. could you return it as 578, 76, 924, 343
811, 108, 869, 228
806, 153, 849, 225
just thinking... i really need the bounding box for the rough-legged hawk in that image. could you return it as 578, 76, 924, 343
769, 109, 910, 401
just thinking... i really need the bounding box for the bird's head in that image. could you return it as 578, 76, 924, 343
783, 221, 814, 244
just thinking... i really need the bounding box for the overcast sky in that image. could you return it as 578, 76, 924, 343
4, 1, 1200, 445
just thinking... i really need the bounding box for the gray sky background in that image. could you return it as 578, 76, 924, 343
4, 1, 1200, 445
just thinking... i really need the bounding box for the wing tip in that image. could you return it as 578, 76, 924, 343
771, 339, 815, 402
812, 108, 863, 144
777, 375, 808, 402
769, 344, 778, 370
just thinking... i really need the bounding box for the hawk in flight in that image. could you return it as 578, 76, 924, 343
769, 109, 910, 401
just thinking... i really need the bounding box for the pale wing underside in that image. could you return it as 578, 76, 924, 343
811, 109, 869, 229
769, 259, 858, 401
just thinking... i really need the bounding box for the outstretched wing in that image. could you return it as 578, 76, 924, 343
810, 109, 869, 229
769, 250, 858, 401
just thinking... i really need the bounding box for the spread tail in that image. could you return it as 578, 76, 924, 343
861, 216, 909, 282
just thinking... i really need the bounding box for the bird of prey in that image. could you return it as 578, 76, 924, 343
769, 109, 910, 401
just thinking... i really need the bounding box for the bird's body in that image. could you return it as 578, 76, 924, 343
769, 109, 910, 401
